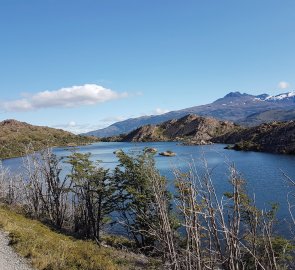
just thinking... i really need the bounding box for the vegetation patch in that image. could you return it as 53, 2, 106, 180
0, 119, 98, 159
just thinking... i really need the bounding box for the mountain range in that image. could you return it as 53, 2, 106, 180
84, 91, 295, 137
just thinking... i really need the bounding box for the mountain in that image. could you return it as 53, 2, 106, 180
239, 109, 295, 126
0, 119, 98, 159
85, 91, 295, 137
108, 114, 240, 145
214, 120, 295, 154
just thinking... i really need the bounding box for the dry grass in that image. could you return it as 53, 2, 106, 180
0, 205, 154, 270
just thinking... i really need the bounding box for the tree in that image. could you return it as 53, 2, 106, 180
40, 149, 71, 228
114, 149, 176, 256
67, 152, 117, 242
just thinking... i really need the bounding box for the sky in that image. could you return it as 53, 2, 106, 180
0, 0, 295, 133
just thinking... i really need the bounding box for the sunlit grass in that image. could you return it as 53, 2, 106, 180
0, 205, 152, 270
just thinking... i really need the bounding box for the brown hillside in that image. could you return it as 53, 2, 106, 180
0, 119, 98, 159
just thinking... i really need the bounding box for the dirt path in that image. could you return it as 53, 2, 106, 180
0, 231, 33, 270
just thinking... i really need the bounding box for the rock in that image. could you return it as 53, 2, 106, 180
144, 147, 157, 154
159, 151, 176, 157
113, 150, 123, 155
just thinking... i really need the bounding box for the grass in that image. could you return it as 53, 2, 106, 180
0, 205, 153, 270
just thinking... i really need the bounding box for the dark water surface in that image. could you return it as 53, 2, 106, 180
3, 142, 295, 235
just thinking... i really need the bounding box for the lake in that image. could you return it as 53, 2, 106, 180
3, 141, 295, 235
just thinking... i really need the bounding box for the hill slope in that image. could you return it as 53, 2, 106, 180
0, 119, 98, 159
85, 91, 295, 137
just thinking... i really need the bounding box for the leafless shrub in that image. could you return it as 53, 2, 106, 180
0, 161, 24, 205
22, 147, 71, 228
172, 158, 290, 270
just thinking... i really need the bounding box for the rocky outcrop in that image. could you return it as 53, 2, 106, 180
123, 124, 167, 142
161, 114, 240, 145
214, 121, 295, 154
117, 114, 240, 145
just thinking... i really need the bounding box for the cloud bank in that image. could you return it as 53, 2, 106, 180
1, 84, 127, 112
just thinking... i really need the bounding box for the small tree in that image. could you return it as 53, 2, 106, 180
114, 150, 176, 255
67, 152, 117, 242
40, 149, 71, 228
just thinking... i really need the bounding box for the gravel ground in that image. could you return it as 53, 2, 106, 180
0, 231, 33, 270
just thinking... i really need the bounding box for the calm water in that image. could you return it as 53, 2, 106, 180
3, 142, 295, 235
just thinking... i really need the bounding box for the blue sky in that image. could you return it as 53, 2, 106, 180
0, 0, 294, 133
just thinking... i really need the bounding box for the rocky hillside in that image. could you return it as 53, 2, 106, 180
214, 120, 295, 154
0, 119, 98, 159
116, 114, 240, 145
107, 114, 295, 155
85, 91, 295, 137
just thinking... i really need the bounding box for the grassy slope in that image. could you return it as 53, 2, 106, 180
0, 120, 98, 159
0, 205, 154, 270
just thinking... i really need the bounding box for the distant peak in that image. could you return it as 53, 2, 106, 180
224, 91, 249, 98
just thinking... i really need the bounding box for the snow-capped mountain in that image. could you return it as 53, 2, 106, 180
84, 91, 295, 137
263, 91, 295, 101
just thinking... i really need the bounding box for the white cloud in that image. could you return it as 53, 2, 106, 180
1, 84, 128, 112
68, 121, 76, 127
278, 81, 290, 89
153, 108, 170, 115
53, 122, 105, 135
